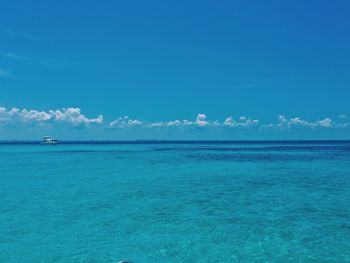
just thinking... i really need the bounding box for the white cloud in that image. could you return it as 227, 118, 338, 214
288, 117, 314, 127
287, 117, 334, 128
49, 108, 103, 124
110, 114, 219, 129
145, 119, 193, 128
166, 120, 182, 127
223, 117, 235, 126
109, 116, 143, 128
268, 115, 348, 129
223, 116, 259, 127
108, 114, 349, 130
277, 115, 288, 127
1, 107, 349, 131
195, 114, 209, 126
317, 118, 332, 127
20, 109, 52, 122
110, 114, 258, 129
0, 107, 103, 125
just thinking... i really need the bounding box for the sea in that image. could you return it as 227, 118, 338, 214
0, 141, 349, 262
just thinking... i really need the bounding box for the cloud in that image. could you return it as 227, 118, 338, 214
270, 115, 348, 129
223, 116, 259, 127
110, 114, 221, 129
1, 106, 349, 131
317, 118, 332, 127
0, 107, 103, 126
108, 113, 350, 130
109, 116, 143, 128
109, 114, 259, 129
277, 115, 288, 126
49, 108, 103, 124
146, 120, 180, 128
287, 117, 334, 128
0, 69, 13, 78
145, 119, 193, 128
195, 114, 209, 126
288, 117, 315, 127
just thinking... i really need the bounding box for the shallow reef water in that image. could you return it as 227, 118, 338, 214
0, 141, 349, 262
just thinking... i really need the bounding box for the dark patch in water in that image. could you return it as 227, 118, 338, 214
187, 153, 341, 162
2, 140, 350, 145
154, 145, 350, 153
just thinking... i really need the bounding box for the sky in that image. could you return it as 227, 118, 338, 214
0, 0, 350, 140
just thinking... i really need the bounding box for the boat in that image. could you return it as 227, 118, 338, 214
41, 136, 58, 145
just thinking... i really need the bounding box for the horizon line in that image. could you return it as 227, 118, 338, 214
0, 139, 350, 144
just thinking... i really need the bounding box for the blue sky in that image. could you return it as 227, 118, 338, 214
0, 0, 349, 140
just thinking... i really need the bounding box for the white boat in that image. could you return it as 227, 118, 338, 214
41, 136, 58, 145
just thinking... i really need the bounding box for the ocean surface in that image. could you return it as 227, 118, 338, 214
0, 141, 350, 262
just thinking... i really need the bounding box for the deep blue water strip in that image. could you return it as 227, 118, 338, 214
0, 140, 350, 145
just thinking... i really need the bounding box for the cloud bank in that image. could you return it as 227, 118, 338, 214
271, 115, 349, 128
0, 107, 103, 126
108, 114, 348, 129
0, 106, 348, 131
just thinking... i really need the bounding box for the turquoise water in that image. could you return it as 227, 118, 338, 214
0, 142, 350, 262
